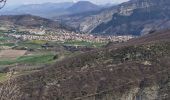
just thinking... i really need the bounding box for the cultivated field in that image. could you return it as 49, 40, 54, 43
0, 50, 27, 59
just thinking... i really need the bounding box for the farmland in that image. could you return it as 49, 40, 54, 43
0, 50, 27, 59
0, 53, 55, 65
0, 31, 107, 81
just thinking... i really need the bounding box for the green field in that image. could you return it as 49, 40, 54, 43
0, 35, 16, 47
17, 40, 47, 49
62, 40, 107, 47
0, 73, 7, 82
0, 53, 55, 66
0, 33, 107, 79
0, 28, 109, 84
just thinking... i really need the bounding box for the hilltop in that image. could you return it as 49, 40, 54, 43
67, 1, 100, 14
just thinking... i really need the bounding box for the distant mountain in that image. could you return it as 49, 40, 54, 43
1, 2, 74, 18
58, 0, 170, 35
67, 1, 100, 14
1, 1, 102, 18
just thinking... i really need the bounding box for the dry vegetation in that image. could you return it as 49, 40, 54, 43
0, 30, 169, 100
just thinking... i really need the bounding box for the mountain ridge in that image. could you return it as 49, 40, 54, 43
0, 14, 74, 33
1, 2, 74, 18
1, 1, 102, 18
58, 0, 170, 35
67, 1, 100, 14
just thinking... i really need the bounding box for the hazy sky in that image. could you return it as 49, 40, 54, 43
6, 0, 129, 5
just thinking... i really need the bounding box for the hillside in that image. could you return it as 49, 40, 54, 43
0, 15, 74, 33
92, 0, 170, 35
0, 29, 169, 99
59, 0, 170, 35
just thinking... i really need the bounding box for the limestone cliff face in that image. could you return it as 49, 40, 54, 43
118, 0, 156, 16
58, 6, 118, 33
79, 9, 117, 33
91, 0, 170, 35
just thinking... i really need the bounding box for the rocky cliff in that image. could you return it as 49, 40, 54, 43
92, 0, 170, 35
59, 0, 170, 35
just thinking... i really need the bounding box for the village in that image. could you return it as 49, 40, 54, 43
6, 32, 134, 43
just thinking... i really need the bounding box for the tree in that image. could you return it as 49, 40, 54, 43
0, 0, 7, 9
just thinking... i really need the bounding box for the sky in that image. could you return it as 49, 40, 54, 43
6, 0, 129, 5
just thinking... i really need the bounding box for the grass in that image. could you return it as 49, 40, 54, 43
0, 36, 16, 47
0, 73, 7, 82
27, 40, 48, 45
0, 36, 6, 41
0, 31, 5, 35
0, 53, 55, 65
16, 40, 106, 50
0, 35, 15, 41
62, 40, 107, 47
17, 40, 50, 49
17, 41, 42, 49
0, 43, 15, 46
17, 54, 54, 64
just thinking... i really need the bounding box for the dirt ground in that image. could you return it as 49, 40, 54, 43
0, 50, 27, 59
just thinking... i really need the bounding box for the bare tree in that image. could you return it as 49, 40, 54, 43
0, 0, 7, 9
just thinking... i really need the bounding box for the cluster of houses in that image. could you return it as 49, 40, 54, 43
8, 33, 134, 42
7, 32, 134, 43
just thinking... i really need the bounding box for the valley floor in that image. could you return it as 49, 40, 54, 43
0, 30, 133, 83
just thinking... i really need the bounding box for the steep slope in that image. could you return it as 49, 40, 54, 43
59, 0, 170, 35
92, 0, 170, 35
0, 29, 169, 100
55, 5, 117, 33
0, 15, 74, 33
